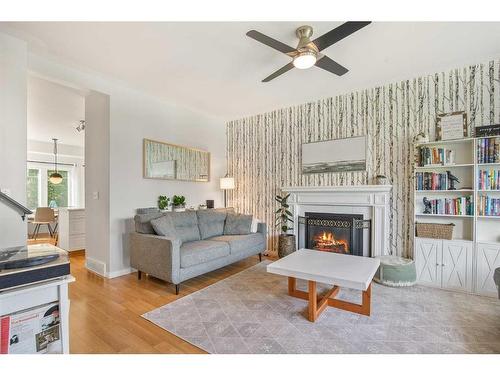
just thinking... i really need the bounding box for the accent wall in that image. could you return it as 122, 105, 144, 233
226, 59, 500, 257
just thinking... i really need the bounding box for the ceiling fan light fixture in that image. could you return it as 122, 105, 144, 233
293, 51, 317, 69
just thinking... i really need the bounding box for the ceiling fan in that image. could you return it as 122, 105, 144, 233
246, 21, 371, 82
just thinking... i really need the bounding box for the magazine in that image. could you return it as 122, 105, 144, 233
0, 302, 62, 354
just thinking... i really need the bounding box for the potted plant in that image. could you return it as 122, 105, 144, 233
158, 195, 170, 211
172, 195, 186, 212
275, 193, 296, 258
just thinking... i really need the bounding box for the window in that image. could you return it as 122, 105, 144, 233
26, 164, 74, 209
47, 170, 69, 207
26, 168, 40, 209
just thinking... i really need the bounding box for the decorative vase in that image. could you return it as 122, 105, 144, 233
173, 205, 186, 212
278, 234, 296, 258
375, 175, 389, 185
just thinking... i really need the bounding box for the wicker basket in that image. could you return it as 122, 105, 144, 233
416, 222, 455, 240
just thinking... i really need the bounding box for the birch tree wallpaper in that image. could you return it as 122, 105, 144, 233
226, 59, 500, 257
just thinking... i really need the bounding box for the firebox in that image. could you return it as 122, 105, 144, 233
298, 212, 370, 257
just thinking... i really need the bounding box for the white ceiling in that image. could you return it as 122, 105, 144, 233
27, 75, 85, 147
3, 22, 500, 120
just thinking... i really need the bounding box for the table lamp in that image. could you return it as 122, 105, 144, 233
220, 176, 235, 208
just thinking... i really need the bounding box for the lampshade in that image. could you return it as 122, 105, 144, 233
220, 177, 235, 190
49, 172, 63, 184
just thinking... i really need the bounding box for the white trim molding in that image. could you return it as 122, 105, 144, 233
283, 185, 392, 257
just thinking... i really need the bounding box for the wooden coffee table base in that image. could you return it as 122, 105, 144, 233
288, 277, 372, 322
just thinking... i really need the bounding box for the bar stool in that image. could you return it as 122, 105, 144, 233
32, 207, 56, 240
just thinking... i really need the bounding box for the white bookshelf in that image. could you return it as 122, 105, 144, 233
413, 135, 500, 297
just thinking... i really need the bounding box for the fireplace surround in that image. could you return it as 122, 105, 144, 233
283, 185, 392, 258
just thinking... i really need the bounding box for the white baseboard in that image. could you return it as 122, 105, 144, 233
106, 267, 133, 279
85, 257, 106, 277
85, 257, 133, 279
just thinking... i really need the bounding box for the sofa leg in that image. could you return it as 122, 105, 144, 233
259, 253, 262, 262
137, 270, 142, 280
175, 284, 180, 295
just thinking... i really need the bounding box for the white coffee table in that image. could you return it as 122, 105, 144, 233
267, 249, 380, 322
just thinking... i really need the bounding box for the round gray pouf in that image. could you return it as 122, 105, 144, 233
374, 255, 417, 287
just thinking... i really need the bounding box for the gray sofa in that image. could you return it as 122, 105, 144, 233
130, 208, 266, 294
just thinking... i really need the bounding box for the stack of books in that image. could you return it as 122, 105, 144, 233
415, 172, 450, 190
477, 137, 500, 163
418, 147, 455, 166
423, 196, 473, 216
478, 169, 500, 190
478, 195, 500, 216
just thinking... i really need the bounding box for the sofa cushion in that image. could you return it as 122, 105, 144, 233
180, 240, 230, 268
197, 209, 228, 239
150, 215, 178, 240
134, 211, 165, 234
167, 211, 201, 243
136, 207, 160, 214
211, 233, 265, 255
224, 213, 253, 235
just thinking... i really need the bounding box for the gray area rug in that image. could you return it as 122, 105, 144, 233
143, 260, 500, 354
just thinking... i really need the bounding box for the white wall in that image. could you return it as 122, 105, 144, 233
27, 47, 226, 277
85, 91, 110, 274
0, 34, 27, 248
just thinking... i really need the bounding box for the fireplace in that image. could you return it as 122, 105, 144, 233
298, 212, 370, 256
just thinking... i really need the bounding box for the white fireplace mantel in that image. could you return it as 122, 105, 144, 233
282, 185, 392, 257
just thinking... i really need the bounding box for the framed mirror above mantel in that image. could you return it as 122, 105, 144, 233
143, 138, 210, 182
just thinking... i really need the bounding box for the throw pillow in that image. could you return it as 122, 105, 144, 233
251, 217, 260, 233
134, 211, 164, 234
224, 213, 253, 235
197, 209, 227, 239
150, 215, 179, 242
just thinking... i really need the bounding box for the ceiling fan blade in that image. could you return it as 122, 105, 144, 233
246, 30, 296, 55
315, 55, 348, 76
312, 21, 371, 51
262, 62, 295, 82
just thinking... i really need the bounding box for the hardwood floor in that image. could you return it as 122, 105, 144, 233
67, 252, 262, 353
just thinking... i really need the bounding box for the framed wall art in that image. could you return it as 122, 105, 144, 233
143, 138, 210, 182
301, 135, 367, 174
436, 111, 467, 141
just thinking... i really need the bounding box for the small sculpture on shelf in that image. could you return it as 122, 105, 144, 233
413, 132, 429, 144
446, 171, 460, 190
423, 197, 432, 214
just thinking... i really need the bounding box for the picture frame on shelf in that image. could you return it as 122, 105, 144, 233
475, 124, 500, 137
436, 111, 467, 141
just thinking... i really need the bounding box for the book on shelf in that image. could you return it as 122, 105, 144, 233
477, 137, 500, 164
478, 195, 500, 216
418, 146, 455, 166
477, 169, 500, 190
416, 171, 451, 190
422, 196, 473, 216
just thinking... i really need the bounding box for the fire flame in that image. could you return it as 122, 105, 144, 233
313, 231, 349, 253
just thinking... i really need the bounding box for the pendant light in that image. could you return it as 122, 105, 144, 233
49, 138, 63, 184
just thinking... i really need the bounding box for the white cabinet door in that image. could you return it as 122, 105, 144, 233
415, 238, 442, 287
476, 243, 500, 297
441, 240, 473, 292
